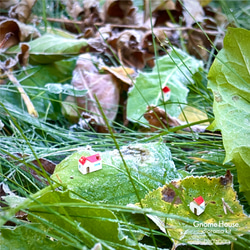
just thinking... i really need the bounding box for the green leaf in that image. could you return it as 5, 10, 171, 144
207, 27, 250, 200
6, 34, 88, 64
27, 190, 128, 249
51, 142, 181, 205
0, 59, 76, 119
0, 224, 76, 250
137, 174, 250, 247
127, 48, 203, 124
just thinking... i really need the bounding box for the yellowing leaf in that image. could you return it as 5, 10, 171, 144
101, 66, 136, 86
178, 106, 209, 126
136, 173, 250, 247
199, 0, 212, 6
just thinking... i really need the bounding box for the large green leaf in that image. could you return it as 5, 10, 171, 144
136, 174, 250, 247
207, 28, 250, 200
27, 190, 129, 249
0, 224, 77, 250
127, 48, 203, 124
51, 142, 181, 205
6, 34, 88, 64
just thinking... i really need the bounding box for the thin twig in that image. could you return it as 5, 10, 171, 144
44, 17, 224, 36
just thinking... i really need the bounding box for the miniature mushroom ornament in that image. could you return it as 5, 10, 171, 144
162, 86, 171, 102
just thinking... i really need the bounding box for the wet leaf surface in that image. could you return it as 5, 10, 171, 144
208, 27, 250, 202
51, 142, 181, 205
136, 172, 250, 246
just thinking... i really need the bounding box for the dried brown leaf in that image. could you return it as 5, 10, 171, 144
17, 20, 40, 41
71, 54, 119, 124
187, 17, 218, 60
0, 18, 40, 52
62, 1, 101, 35
104, 0, 136, 25
0, 42, 30, 69
0, 20, 20, 51
142, 28, 178, 55
144, 0, 176, 24
78, 112, 110, 133
17, 43, 30, 67
101, 66, 136, 86
182, 0, 204, 27
0, 0, 19, 11
63, 0, 83, 20
187, 30, 209, 60
144, 106, 181, 132
116, 30, 145, 69
0, 153, 56, 185
144, 106, 207, 132
9, 0, 37, 23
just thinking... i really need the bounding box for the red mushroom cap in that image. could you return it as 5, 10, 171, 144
162, 86, 171, 93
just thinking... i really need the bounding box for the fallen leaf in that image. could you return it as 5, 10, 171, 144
0, 0, 18, 10
182, 0, 204, 27
116, 30, 145, 69
17, 43, 29, 67
63, 0, 101, 35
104, 0, 137, 25
187, 17, 219, 60
6, 33, 88, 64
9, 0, 37, 23
144, 106, 207, 132
142, 28, 179, 58
136, 172, 250, 247
101, 65, 136, 86
1, 152, 56, 183
63, 0, 83, 20
178, 106, 209, 125
0, 20, 20, 51
51, 142, 180, 205
78, 111, 110, 133
143, 106, 180, 132
144, 0, 176, 25
157, 2, 182, 27
71, 53, 120, 125
127, 48, 203, 123
0, 18, 40, 52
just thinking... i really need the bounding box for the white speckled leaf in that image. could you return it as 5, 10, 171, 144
51, 142, 181, 205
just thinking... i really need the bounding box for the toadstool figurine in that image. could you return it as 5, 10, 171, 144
162, 86, 171, 102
